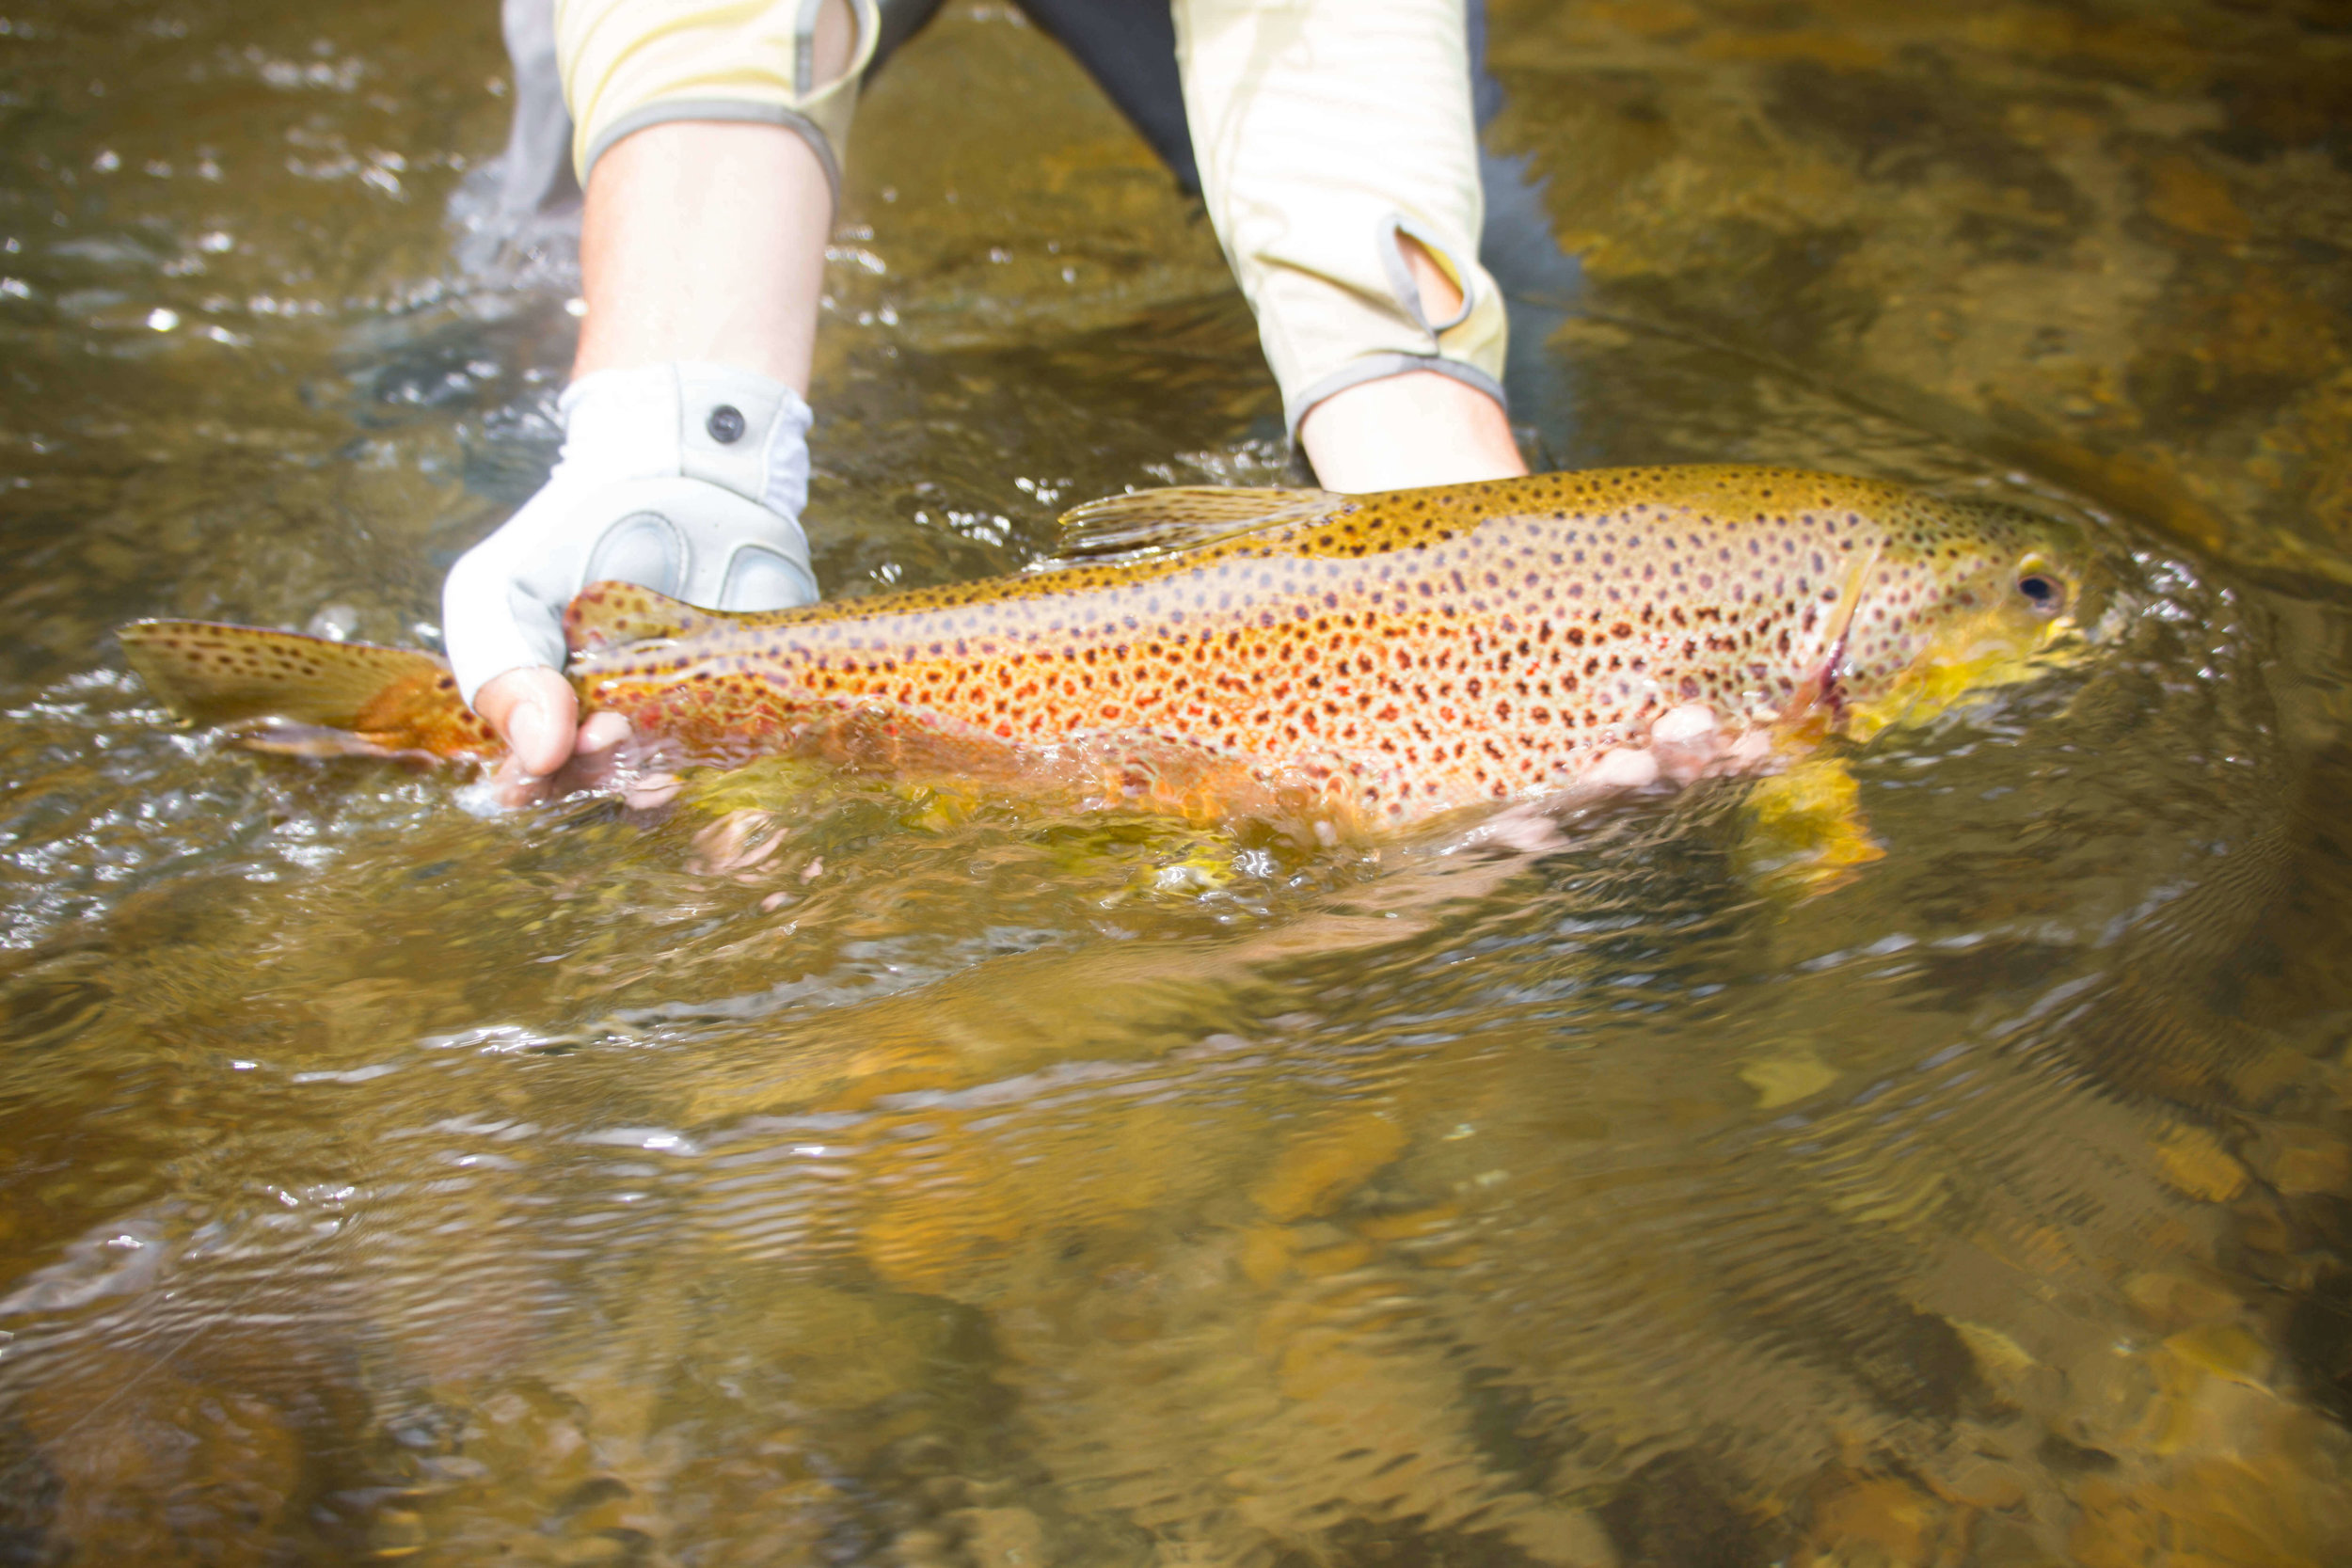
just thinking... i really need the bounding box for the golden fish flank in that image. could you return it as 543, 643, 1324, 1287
116, 467, 2088, 827
567, 467, 2087, 822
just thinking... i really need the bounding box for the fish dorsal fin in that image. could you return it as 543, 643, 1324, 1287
1043, 485, 1346, 565
565, 579, 729, 655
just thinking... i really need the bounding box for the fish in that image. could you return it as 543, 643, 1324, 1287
119, 467, 2095, 831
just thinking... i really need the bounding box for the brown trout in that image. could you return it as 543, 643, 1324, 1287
120, 467, 2092, 829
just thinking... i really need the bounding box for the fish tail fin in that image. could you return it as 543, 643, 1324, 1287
564, 579, 730, 654
118, 621, 500, 760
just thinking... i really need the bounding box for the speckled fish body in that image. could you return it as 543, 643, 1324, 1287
564, 466, 2087, 826
118, 467, 2087, 827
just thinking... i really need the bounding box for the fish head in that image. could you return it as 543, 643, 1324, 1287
1836, 496, 2105, 741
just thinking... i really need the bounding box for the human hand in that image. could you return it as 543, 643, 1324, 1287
441, 360, 821, 804
467, 666, 641, 805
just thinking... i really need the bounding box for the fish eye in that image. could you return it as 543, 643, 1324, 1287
2015, 572, 2065, 614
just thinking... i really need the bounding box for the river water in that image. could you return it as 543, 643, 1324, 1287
2, 2, 2350, 1563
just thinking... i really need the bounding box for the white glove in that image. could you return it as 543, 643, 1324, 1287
442, 359, 821, 707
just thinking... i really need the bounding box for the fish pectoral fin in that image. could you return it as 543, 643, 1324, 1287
1043, 485, 1346, 564
565, 579, 729, 654
1740, 756, 1884, 896
1775, 545, 1880, 730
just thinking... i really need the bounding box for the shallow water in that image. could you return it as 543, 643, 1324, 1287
3, 1, 2352, 1563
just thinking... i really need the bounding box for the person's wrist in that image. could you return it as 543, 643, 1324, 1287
1297, 369, 1528, 492
552, 361, 815, 509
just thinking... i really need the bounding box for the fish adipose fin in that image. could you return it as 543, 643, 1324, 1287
118, 621, 498, 759
565, 580, 732, 654
1045, 485, 1346, 564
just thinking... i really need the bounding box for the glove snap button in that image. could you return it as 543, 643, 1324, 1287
706, 404, 747, 444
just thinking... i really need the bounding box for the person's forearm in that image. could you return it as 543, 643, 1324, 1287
564, 0, 857, 383
1173, 0, 1525, 493
1301, 230, 1525, 491
573, 121, 836, 389
454, 0, 864, 802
